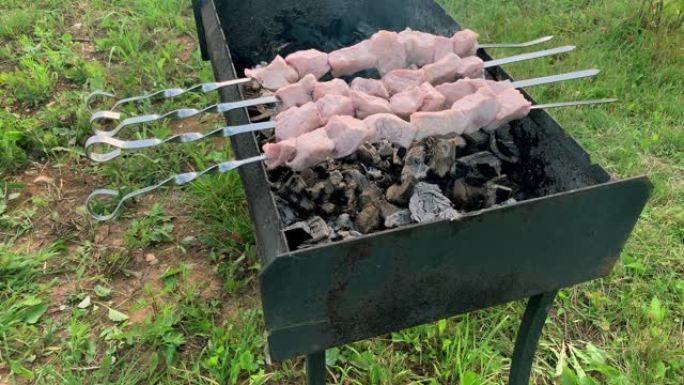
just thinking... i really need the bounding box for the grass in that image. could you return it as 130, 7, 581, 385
0, 0, 682, 384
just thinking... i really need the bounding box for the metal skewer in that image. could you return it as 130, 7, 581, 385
89, 46, 576, 137
85, 68, 601, 162
86, 35, 554, 112
530, 98, 617, 109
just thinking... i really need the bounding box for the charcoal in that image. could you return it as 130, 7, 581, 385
283, 216, 331, 249
486, 184, 513, 206
402, 145, 428, 182
463, 131, 490, 150
409, 182, 461, 223
452, 151, 502, 186
343, 188, 358, 211
384, 209, 414, 228
321, 202, 337, 215
279, 174, 307, 196
386, 178, 416, 206
323, 180, 335, 196
343, 169, 370, 190
334, 213, 355, 231
355, 204, 381, 234
377, 160, 392, 172
490, 133, 520, 163
329, 170, 344, 186
376, 200, 401, 219
428, 138, 457, 178
276, 197, 299, 226
306, 182, 326, 200
296, 196, 316, 213
450, 178, 488, 210
366, 167, 383, 180
359, 184, 383, 207
374, 174, 395, 189
338, 230, 363, 240
377, 140, 394, 157
357, 143, 381, 166
392, 147, 406, 166
299, 168, 318, 187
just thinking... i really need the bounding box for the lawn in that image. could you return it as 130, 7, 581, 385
0, 0, 682, 384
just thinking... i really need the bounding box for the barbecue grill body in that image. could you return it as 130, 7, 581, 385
195, 0, 652, 364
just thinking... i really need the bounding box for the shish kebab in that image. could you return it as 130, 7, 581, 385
86, 69, 601, 162
90, 45, 575, 137
85, 29, 553, 111
86, 93, 614, 221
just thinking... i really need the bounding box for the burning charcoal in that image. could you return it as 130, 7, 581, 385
485, 184, 513, 206
386, 178, 416, 206
401, 145, 428, 182
377, 140, 394, 157
490, 127, 520, 163
359, 184, 383, 207
463, 131, 490, 150
321, 202, 337, 215
283, 216, 331, 249
329, 170, 344, 186
409, 182, 461, 223
428, 138, 457, 178
343, 169, 370, 190
384, 209, 414, 228
334, 213, 355, 231
452, 151, 502, 186
357, 143, 381, 166
355, 204, 381, 234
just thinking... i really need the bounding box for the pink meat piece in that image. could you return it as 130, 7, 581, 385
364, 113, 416, 148
287, 128, 335, 171
285, 49, 330, 79
483, 88, 531, 132
313, 79, 350, 101
325, 116, 371, 158
263, 138, 297, 169
452, 87, 498, 133
456, 56, 485, 79
411, 108, 469, 140
398, 28, 435, 67
275, 74, 316, 108
382, 68, 425, 94
390, 86, 426, 118
433, 35, 454, 61
418, 82, 446, 111
451, 29, 479, 57
350, 77, 389, 99
423, 52, 461, 85
328, 40, 376, 77
315, 94, 354, 124
435, 78, 490, 105
274, 102, 324, 141
485, 79, 515, 94
370, 30, 407, 76
350, 90, 393, 119
244, 55, 299, 90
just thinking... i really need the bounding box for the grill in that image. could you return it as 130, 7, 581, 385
192, 0, 652, 383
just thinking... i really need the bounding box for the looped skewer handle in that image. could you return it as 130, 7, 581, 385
85, 78, 253, 112
479, 35, 554, 49
90, 95, 279, 137
85, 121, 276, 162
86, 155, 267, 221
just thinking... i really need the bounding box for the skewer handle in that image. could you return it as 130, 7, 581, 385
479, 35, 554, 49
87, 155, 267, 221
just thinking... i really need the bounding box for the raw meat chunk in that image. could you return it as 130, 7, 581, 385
313, 79, 350, 101
285, 49, 330, 79
483, 88, 531, 132
433, 35, 454, 61
382, 68, 425, 94
456, 56, 485, 79
451, 29, 479, 57
287, 128, 335, 171
370, 30, 407, 76
364, 113, 416, 148
350, 90, 393, 119
316, 94, 354, 124
325, 116, 371, 158
275, 74, 316, 108
275, 102, 323, 141
245, 55, 298, 90
398, 28, 435, 67
350, 77, 390, 99
423, 52, 460, 84
452, 87, 498, 133
411, 108, 468, 140
435, 78, 490, 105
418, 82, 446, 111
263, 138, 297, 169
328, 40, 376, 77
390, 86, 426, 118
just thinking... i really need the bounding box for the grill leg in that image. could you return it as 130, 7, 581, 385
508, 290, 558, 385
306, 350, 326, 385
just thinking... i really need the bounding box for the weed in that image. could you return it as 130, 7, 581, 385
123, 203, 175, 249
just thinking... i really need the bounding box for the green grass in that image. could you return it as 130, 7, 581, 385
0, 0, 682, 384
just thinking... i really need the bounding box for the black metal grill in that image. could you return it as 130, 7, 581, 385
192, 1, 652, 383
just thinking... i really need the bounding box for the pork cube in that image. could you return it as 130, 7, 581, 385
485, 79, 515, 94
370, 30, 407, 76
435, 78, 489, 105
245, 55, 299, 90
483, 88, 531, 132
285, 49, 330, 79
411, 109, 468, 141
452, 87, 498, 133
418, 82, 446, 111
433, 35, 454, 61
451, 29, 479, 57
398, 28, 435, 66
382, 68, 425, 94
456, 56, 485, 79
390, 86, 426, 118
275, 74, 316, 108
287, 128, 335, 171
328, 40, 376, 77
315, 94, 354, 124
423, 52, 460, 85
350, 90, 393, 119
325, 116, 371, 158
275, 102, 324, 141
263, 138, 297, 169
350, 77, 390, 99
313, 78, 350, 101
364, 113, 416, 148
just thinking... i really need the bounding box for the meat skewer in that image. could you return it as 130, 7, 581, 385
84, 69, 600, 161
90, 46, 575, 137
86, 97, 614, 221
85, 32, 554, 111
